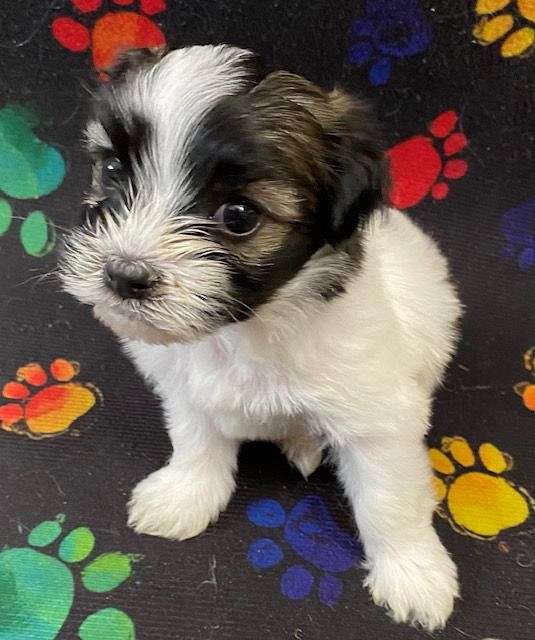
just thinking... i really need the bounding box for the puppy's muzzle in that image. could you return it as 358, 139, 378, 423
104, 258, 158, 300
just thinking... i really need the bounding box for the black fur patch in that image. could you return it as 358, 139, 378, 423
89, 87, 152, 213
318, 122, 386, 244
95, 103, 148, 171
185, 94, 282, 194
105, 47, 165, 80
185, 95, 326, 310
231, 228, 323, 310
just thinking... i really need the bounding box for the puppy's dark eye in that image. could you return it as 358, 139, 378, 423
212, 203, 261, 236
103, 157, 123, 181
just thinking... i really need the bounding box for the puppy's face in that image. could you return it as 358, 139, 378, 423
60, 45, 384, 345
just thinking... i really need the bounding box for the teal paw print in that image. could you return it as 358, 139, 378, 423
0, 514, 139, 639
0, 104, 66, 257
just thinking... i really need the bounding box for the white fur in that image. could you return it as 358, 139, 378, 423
125, 208, 462, 631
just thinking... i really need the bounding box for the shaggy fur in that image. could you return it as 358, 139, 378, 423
60, 44, 462, 631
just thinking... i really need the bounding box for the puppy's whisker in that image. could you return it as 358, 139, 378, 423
15, 268, 60, 288
223, 293, 266, 325
7, 215, 73, 234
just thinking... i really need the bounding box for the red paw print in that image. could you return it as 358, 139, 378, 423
387, 110, 469, 210
52, 0, 166, 72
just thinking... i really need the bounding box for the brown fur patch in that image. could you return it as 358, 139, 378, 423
252, 71, 364, 135
243, 180, 307, 222
230, 181, 306, 263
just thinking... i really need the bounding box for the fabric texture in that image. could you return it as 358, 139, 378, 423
0, 1, 534, 639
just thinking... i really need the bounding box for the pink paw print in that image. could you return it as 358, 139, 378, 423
387, 110, 469, 210
52, 0, 166, 73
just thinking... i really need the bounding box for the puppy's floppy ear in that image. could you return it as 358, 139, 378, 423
318, 89, 387, 244
251, 72, 386, 244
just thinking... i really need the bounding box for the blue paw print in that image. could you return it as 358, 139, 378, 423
501, 197, 535, 272
247, 495, 362, 606
349, 0, 431, 86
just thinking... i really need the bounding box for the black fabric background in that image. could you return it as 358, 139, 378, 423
0, 2, 534, 639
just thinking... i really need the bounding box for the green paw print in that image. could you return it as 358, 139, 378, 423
0, 104, 66, 257
0, 515, 138, 639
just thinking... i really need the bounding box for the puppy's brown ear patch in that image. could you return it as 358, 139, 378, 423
251, 72, 386, 244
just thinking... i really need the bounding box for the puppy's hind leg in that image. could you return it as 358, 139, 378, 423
280, 429, 324, 479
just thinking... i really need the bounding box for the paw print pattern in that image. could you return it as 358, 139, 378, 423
52, 0, 166, 72
0, 514, 138, 640
0, 105, 65, 257
247, 496, 362, 606
387, 110, 469, 209
0, 359, 98, 438
349, 0, 431, 86
501, 196, 535, 271
514, 346, 535, 410
473, 0, 535, 58
430, 436, 533, 538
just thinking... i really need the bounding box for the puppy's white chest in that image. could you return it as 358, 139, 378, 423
126, 335, 301, 439
187, 339, 298, 421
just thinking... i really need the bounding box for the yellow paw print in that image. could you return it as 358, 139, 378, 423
430, 436, 533, 538
473, 0, 535, 57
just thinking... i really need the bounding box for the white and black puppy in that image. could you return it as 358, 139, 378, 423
60, 45, 461, 630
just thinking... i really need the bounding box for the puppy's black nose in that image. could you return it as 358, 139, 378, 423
105, 259, 156, 300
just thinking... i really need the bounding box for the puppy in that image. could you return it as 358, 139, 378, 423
60, 45, 461, 630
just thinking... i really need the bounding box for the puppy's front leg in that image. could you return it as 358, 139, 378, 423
128, 403, 238, 540
334, 405, 458, 630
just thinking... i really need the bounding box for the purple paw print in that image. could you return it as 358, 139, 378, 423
501, 197, 535, 271
349, 0, 431, 86
247, 496, 362, 606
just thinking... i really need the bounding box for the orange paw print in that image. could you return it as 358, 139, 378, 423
52, 0, 166, 72
513, 346, 535, 411
0, 359, 98, 438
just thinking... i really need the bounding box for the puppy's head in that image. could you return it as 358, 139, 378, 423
60, 45, 385, 344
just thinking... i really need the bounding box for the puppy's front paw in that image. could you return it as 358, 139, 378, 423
128, 465, 234, 540
365, 535, 459, 631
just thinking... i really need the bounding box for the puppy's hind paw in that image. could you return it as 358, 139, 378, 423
281, 434, 324, 479
365, 536, 459, 631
